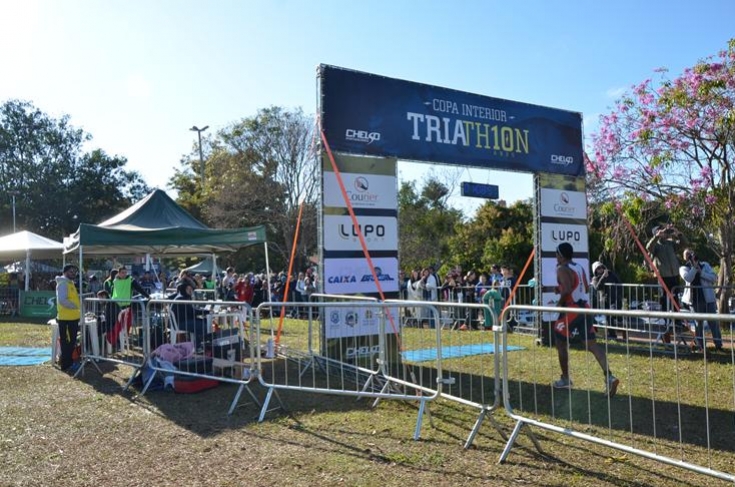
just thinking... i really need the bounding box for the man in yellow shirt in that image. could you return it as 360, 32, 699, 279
55, 265, 81, 372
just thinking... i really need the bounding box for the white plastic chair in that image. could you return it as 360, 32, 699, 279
167, 307, 193, 344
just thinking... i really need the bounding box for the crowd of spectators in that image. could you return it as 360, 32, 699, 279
398, 264, 519, 329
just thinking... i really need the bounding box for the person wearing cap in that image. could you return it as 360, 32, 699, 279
646, 224, 686, 314
552, 243, 620, 397
590, 261, 623, 339
55, 264, 81, 372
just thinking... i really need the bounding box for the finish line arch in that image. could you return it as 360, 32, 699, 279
317, 64, 588, 358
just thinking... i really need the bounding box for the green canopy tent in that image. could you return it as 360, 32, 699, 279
184, 257, 222, 276
63, 189, 269, 286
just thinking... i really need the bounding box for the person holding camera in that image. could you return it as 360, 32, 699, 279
646, 224, 686, 314
591, 261, 623, 339
680, 249, 723, 352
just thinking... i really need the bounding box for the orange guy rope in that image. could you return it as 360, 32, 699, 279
275, 200, 305, 345
320, 131, 402, 340
502, 247, 535, 317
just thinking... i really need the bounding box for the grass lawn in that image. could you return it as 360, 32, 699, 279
1, 319, 734, 486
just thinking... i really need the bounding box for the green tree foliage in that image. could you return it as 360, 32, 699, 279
398, 178, 463, 272
0, 100, 149, 237
170, 106, 318, 271
447, 200, 533, 275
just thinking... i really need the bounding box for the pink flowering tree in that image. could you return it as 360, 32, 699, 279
589, 39, 735, 310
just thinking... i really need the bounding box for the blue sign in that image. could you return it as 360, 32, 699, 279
320, 65, 584, 176
461, 182, 499, 200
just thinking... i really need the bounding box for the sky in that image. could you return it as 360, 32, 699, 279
2, 0, 734, 218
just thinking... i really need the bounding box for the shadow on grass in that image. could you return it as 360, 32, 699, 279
75, 348, 735, 460
382, 356, 735, 456
77, 356, 393, 438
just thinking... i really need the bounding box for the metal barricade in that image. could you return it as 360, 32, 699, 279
138, 298, 259, 414
252, 299, 446, 438
385, 298, 503, 447
0, 286, 20, 317
250, 296, 502, 445
71, 297, 151, 387
499, 303, 735, 483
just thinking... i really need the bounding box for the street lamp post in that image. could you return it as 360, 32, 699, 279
190, 125, 209, 186
8, 190, 20, 233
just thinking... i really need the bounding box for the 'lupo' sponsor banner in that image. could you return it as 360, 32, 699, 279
323, 257, 399, 294
540, 223, 589, 254
323, 215, 398, 251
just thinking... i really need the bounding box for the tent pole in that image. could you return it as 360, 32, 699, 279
25, 250, 30, 291
79, 246, 84, 293
211, 253, 217, 289
264, 242, 272, 302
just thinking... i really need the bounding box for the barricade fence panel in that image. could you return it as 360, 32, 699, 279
500, 304, 735, 483
141, 298, 255, 383
253, 297, 502, 443
253, 300, 452, 433
78, 296, 257, 409
431, 283, 538, 335
0, 287, 20, 316
81, 297, 149, 369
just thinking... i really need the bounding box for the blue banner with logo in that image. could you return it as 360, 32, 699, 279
320, 65, 584, 176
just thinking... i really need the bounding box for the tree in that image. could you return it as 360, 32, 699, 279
446, 200, 534, 275
170, 106, 319, 271
398, 178, 464, 272
589, 39, 735, 311
0, 100, 149, 237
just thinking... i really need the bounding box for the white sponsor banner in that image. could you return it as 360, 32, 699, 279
539, 188, 587, 219
324, 215, 398, 251
541, 223, 589, 253
324, 257, 399, 294
324, 305, 401, 339
541, 257, 590, 287
323, 172, 398, 209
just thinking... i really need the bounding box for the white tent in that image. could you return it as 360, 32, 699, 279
0, 230, 64, 291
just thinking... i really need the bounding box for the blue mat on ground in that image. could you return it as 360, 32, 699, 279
402, 343, 524, 362
0, 347, 52, 366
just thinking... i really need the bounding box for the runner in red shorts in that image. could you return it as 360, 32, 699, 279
553, 242, 620, 398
